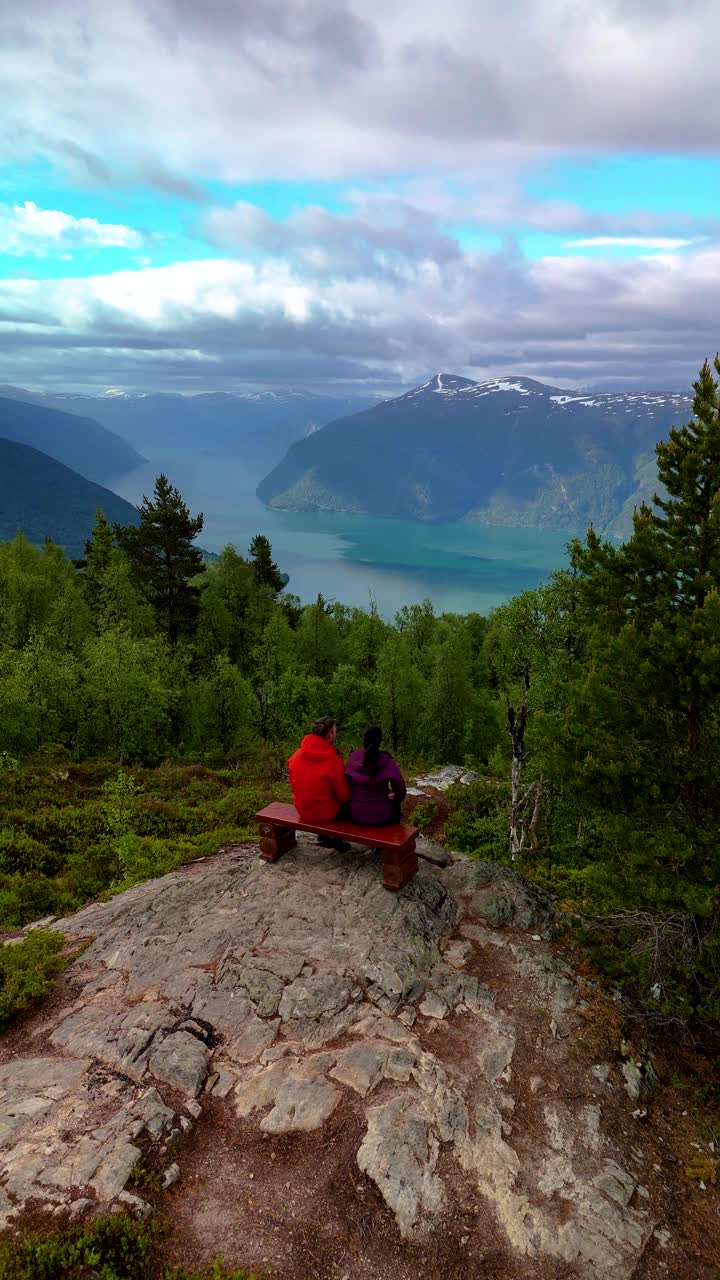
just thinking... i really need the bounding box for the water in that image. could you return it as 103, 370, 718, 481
112, 456, 570, 617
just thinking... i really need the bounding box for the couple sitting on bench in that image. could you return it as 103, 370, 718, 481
288, 716, 407, 853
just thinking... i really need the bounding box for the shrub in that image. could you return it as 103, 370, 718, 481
445, 777, 507, 857
0, 874, 64, 930
15, 804, 106, 858
115, 834, 187, 885
0, 829, 61, 876
410, 800, 439, 831
214, 785, 267, 829
0, 929, 66, 1028
0, 1213, 264, 1279
133, 798, 174, 837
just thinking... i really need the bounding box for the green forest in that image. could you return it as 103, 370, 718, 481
1, 359, 719, 1033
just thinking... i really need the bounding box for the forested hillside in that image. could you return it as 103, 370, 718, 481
0, 438, 141, 554
0, 395, 143, 483
258, 373, 691, 533
1, 360, 719, 1033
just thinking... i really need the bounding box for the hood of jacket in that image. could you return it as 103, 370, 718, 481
298, 733, 339, 762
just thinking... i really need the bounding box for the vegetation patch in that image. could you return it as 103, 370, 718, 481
0, 1213, 264, 1280
0, 929, 67, 1029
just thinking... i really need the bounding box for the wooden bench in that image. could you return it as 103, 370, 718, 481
255, 801, 419, 891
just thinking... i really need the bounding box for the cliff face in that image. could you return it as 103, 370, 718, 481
0, 837, 703, 1277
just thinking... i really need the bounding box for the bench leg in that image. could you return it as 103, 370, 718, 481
381, 838, 418, 891
258, 823, 297, 863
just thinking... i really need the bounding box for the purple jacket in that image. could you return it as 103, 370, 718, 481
345, 749, 407, 826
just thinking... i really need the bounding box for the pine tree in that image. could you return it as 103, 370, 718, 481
249, 535, 285, 594
83, 508, 115, 614
424, 628, 474, 763
555, 358, 720, 1016
115, 475, 204, 644
297, 593, 341, 677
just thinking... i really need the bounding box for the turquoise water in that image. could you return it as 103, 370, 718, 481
112, 456, 570, 617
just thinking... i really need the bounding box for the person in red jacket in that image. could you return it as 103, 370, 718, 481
288, 716, 352, 852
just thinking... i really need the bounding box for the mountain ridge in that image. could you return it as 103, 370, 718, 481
0, 437, 140, 555
0, 385, 376, 475
0, 395, 144, 485
257, 373, 692, 534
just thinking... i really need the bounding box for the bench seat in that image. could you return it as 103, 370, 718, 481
255, 801, 418, 891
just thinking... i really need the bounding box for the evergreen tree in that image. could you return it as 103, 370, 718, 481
83, 509, 114, 614
116, 476, 204, 644
376, 634, 425, 755
249, 535, 285, 594
423, 628, 474, 763
297, 593, 341, 677
346, 596, 387, 674
555, 358, 720, 1016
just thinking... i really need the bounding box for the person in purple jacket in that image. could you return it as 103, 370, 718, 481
346, 725, 407, 826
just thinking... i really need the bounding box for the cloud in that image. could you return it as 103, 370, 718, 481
1, 233, 719, 392
203, 197, 461, 278
0, 201, 143, 256
564, 236, 696, 250
1, 0, 719, 186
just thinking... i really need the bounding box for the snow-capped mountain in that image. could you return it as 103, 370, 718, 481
257, 373, 693, 534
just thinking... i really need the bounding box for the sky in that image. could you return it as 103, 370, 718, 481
1, 0, 720, 395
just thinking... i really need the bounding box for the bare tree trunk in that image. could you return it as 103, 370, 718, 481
507, 671, 529, 860
528, 780, 543, 852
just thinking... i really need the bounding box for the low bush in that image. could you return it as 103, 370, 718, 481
0, 1213, 263, 1280
409, 800, 439, 831
0, 829, 61, 876
0, 929, 66, 1028
0, 874, 65, 930
444, 778, 506, 857
0, 763, 291, 930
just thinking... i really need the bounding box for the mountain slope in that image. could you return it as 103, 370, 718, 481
0, 387, 371, 476
0, 395, 143, 484
257, 373, 691, 533
0, 438, 140, 555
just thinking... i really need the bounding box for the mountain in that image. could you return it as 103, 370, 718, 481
0, 387, 372, 477
0, 395, 144, 485
0, 438, 140, 556
257, 373, 692, 534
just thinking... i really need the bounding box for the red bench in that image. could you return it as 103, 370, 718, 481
255, 801, 419, 891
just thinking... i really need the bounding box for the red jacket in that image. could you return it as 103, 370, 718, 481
288, 734, 350, 823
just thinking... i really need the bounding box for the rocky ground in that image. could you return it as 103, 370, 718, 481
0, 830, 718, 1279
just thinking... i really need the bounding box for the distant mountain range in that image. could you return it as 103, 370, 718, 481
0, 395, 144, 485
257, 373, 693, 535
0, 438, 140, 556
0, 386, 372, 477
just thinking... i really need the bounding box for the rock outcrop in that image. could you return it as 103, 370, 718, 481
0, 839, 668, 1277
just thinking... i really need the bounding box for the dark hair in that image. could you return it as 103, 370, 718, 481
311, 716, 337, 739
362, 724, 383, 773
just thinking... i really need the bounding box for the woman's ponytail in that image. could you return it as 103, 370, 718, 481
362, 724, 383, 774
